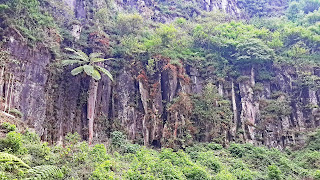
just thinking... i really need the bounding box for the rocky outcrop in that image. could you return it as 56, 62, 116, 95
2, 0, 319, 149
200, 0, 241, 17
3, 34, 51, 136
3, 34, 320, 148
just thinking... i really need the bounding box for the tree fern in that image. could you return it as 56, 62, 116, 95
0, 152, 30, 169
63, 47, 114, 145
62, 48, 114, 82
25, 165, 63, 180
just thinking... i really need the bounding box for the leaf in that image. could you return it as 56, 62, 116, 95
64, 47, 76, 53
61, 60, 82, 66
71, 66, 84, 76
96, 65, 113, 81
68, 55, 88, 61
92, 58, 115, 63
92, 69, 101, 80
83, 65, 94, 76
75, 50, 89, 62
92, 58, 107, 63
25, 165, 63, 180
0, 152, 30, 168
89, 52, 103, 59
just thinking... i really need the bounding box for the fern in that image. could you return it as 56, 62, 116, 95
25, 165, 63, 180
0, 152, 30, 168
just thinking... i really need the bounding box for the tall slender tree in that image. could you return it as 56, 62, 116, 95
62, 48, 113, 145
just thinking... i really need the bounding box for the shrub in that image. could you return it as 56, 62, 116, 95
306, 130, 320, 151
1, 122, 16, 132
116, 13, 143, 35
314, 170, 320, 180
65, 132, 81, 146
155, 159, 185, 180
206, 143, 223, 150
215, 170, 236, 180
125, 169, 155, 180
111, 131, 126, 148
90, 144, 109, 163
229, 143, 246, 158
230, 160, 256, 180
268, 165, 282, 180
90, 160, 115, 180
182, 164, 211, 180
74, 142, 90, 163
196, 152, 221, 173
24, 142, 51, 166
160, 149, 193, 166
0, 131, 22, 153
232, 168, 255, 180
22, 130, 40, 143
123, 143, 140, 154
294, 150, 320, 169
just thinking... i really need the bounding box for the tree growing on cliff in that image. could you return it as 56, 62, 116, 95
62, 48, 113, 145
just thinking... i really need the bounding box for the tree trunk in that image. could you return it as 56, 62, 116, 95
87, 79, 99, 145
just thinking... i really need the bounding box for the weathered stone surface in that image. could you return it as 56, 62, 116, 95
3, 0, 320, 149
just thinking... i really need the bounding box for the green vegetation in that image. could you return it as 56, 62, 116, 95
0, 124, 319, 179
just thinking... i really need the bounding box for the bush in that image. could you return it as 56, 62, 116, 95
315, 170, 320, 180
110, 131, 126, 148
182, 165, 211, 180
155, 160, 185, 180
1, 122, 16, 132
90, 144, 109, 163
90, 160, 115, 180
294, 150, 320, 169
0, 131, 22, 153
24, 142, 51, 166
123, 143, 140, 154
65, 132, 81, 146
232, 168, 255, 180
229, 143, 247, 158
268, 165, 282, 180
230, 160, 256, 180
215, 170, 236, 180
116, 13, 143, 35
22, 130, 40, 143
125, 169, 155, 180
206, 143, 223, 150
196, 152, 221, 173
306, 130, 320, 151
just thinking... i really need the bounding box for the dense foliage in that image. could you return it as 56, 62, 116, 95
0, 122, 319, 179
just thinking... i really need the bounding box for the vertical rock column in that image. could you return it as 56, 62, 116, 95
239, 78, 258, 144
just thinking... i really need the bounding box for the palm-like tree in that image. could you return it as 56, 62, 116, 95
62, 48, 113, 145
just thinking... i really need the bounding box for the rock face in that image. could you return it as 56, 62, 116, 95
2, 0, 319, 149
113, 0, 242, 21
200, 0, 241, 16
3, 34, 51, 136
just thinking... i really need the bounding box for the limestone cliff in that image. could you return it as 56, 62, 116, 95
1, 0, 319, 149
